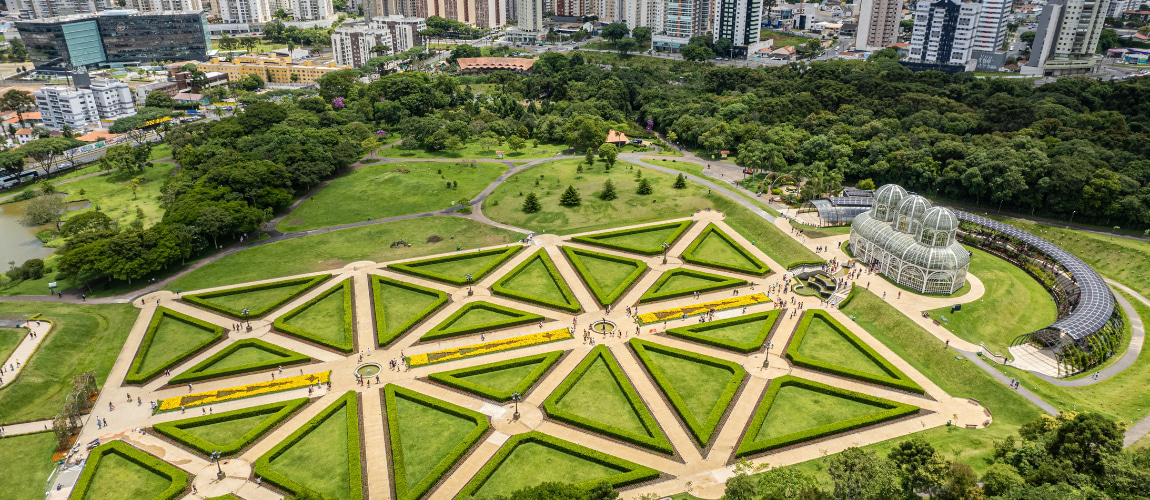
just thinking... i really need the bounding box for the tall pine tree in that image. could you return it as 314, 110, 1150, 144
637, 177, 653, 195
600, 178, 617, 200
559, 185, 582, 206
674, 173, 687, 189
522, 192, 542, 213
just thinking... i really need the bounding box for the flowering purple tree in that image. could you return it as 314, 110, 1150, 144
646, 119, 654, 133
333, 97, 345, 109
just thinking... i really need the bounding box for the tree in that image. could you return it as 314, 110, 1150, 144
714, 37, 734, 57
1049, 412, 1124, 475
636, 177, 652, 195
616, 37, 639, 55
682, 43, 715, 61
757, 466, 820, 499
941, 463, 983, 500
9, 39, 27, 61
21, 193, 67, 230
60, 211, 114, 237
522, 192, 542, 213
980, 463, 1024, 497
601, 22, 630, 43
559, 185, 581, 207
145, 90, 176, 109
1020, 31, 1036, 45
274, 8, 291, 20
600, 178, 617, 200
21, 137, 84, 176
825, 447, 900, 500
507, 135, 526, 153
371, 44, 392, 56
0, 89, 36, 127
631, 26, 652, 46
196, 205, 234, 249
674, 173, 687, 189
1097, 29, 1119, 52
889, 437, 949, 496
858, 178, 876, 190
598, 143, 618, 168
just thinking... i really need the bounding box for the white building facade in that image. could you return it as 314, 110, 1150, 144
711, 0, 761, 47
908, 0, 979, 65
971, 0, 1011, 52
121, 0, 200, 12
216, 0, 273, 23
856, 0, 903, 51
623, 0, 665, 33
87, 78, 136, 121
370, 15, 424, 52
332, 24, 395, 66
1022, 0, 1112, 76
518, 0, 542, 31
33, 85, 100, 130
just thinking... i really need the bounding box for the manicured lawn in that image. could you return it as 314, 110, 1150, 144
690, 229, 762, 271
707, 195, 820, 268
166, 217, 521, 292
498, 258, 567, 303
484, 159, 715, 235
759, 30, 817, 47
138, 314, 220, 375
184, 413, 271, 445
0, 431, 57, 500
686, 318, 766, 345
926, 246, 1058, 358
415, 252, 505, 279
199, 345, 285, 372
593, 225, 683, 250
446, 305, 524, 330
656, 273, 721, 294
754, 384, 887, 442
80, 452, 173, 500
0, 327, 23, 364
790, 221, 851, 239
645, 350, 733, 422
472, 441, 626, 498
642, 158, 782, 217
553, 357, 650, 437
374, 279, 444, 344
60, 161, 177, 229
283, 288, 349, 346
380, 140, 568, 160
393, 393, 480, 490
149, 143, 172, 160
277, 161, 507, 232
456, 362, 541, 393
198, 284, 303, 316
0, 303, 137, 424
796, 315, 892, 378
267, 405, 352, 500
578, 252, 641, 292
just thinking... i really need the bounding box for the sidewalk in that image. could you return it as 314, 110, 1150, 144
1, 319, 52, 387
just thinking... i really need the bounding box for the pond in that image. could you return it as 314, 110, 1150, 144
0, 197, 91, 266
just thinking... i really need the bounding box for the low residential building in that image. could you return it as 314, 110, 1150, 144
455, 57, 537, 75
197, 54, 352, 84
86, 77, 136, 121
1123, 10, 1150, 22
133, 80, 180, 106
605, 129, 628, 146
14, 128, 35, 144
332, 23, 395, 67
3, 111, 44, 127
33, 85, 101, 130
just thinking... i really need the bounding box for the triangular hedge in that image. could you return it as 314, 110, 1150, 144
560, 246, 648, 307
388, 246, 523, 286
665, 310, 781, 353
70, 441, 190, 500
254, 391, 363, 500
153, 398, 309, 456
570, 220, 694, 255
169, 338, 310, 384
638, 268, 747, 303
274, 278, 356, 353
680, 223, 771, 276
370, 274, 449, 348
428, 350, 564, 402
182, 274, 332, 318
542, 344, 673, 454
491, 249, 581, 313
384, 385, 490, 500
420, 301, 545, 342
787, 310, 924, 394
125, 307, 225, 385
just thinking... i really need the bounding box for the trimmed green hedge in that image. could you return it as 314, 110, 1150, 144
736, 375, 920, 457
629, 338, 745, 446
182, 274, 332, 318
787, 260, 827, 270
428, 350, 563, 402
385, 385, 490, 500
273, 278, 355, 353
420, 301, 545, 342
570, 220, 694, 255
71, 440, 190, 500
254, 391, 363, 500
453, 431, 660, 499
491, 249, 582, 313
561, 246, 647, 307
680, 223, 771, 276
153, 398, 309, 456
665, 310, 780, 353
638, 268, 747, 303
837, 284, 859, 308
388, 246, 524, 286
125, 307, 225, 385
168, 339, 310, 385
370, 274, 449, 348
786, 310, 925, 394
542, 344, 672, 454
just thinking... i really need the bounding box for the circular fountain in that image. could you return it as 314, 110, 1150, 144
590, 319, 617, 334
356, 363, 382, 377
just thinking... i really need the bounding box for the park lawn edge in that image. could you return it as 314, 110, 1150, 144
384, 384, 491, 500
152, 398, 310, 456
452, 431, 661, 499
638, 268, 748, 304
736, 375, 921, 458
253, 391, 363, 500
182, 274, 332, 318
419, 301, 545, 342
273, 278, 356, 353
427, 350, 564, 402
388, 246, 524, 286
786, 310, 925, 394
490, 248, 582, 313
541, 344, 674, 454
664, 310, 781, 353
370, 274, 450, 348
569, 220, 694, 255
679, 223, 772, 276
628, 338, 745, 446
70, 440, 190, 500
560, 246, 649, 307
125, 307, 226, 385
168, 339, 311, 385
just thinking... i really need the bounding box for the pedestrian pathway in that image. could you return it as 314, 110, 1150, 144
0, 418, 54, 436
0, 318, 51, 388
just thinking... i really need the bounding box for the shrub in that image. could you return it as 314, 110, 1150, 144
153, 398, 309, 456
638, 268, 747, 303
420, 301, 544, 342
253, 391, 362, 500
125, 308, 225, 385
168, 339, 310, 384
542, 345, 673, 454
490, 249, 581, 312
454, 431, 660, 499
384, 385, 490, 500
182, 274, 332, 318
559, 185, 581, 206
273, 278, 355, 353
388, 246, 523, 286
560, 246, 647, 307
837, 284, 859, 308
665, 310, 780, 353
370, 274, 448, 347
636, 177, 652, 195
71, 441, 190, 500
428, 350, 563, 401
673, 173, 687, 189
570, 220, 693, 255
737, 375, 920, 457
600, 178, 617, 200
786, 310, 925, 394
679, 223, 772, 276
629, 339, 745, 446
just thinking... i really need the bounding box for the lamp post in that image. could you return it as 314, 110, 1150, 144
662, 242, 670, 265
511, 391, 521, 419
1069, 210, 1077, 228
212, 450, 224, 479
466, 273, 474, 296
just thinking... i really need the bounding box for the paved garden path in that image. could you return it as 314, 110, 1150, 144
0, 318, 51, 388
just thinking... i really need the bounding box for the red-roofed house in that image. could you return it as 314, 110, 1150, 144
605, 129, 629, 146
14, 128, 34, 144
456, 57, 538, 75
4, 112, 43, 127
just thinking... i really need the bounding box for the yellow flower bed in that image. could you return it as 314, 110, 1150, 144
637, 293, 769, 324
157, 371, 331, 412
409, 328, 573, 367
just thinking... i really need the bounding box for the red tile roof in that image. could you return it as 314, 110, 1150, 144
456, 57, 538, 72
606, 129, 628, 143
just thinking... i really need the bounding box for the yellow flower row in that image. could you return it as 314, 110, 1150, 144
157, 371, 331, 412
637, 292, 770, 324
409, 328, 574, 367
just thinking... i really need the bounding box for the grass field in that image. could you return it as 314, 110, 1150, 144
680, 317, 768, 346
796, 316, 892, 378
577, 252, 641, 293
374, 280, 444, 344
759, 30, 817, 47
267, 405, 352, 500
690, 229, 762, 271
60, 161, 177, 229
707, 195, 820, 268
642, 158, 783, 217
414, 252, 506, 280
645, 350, 733, 423
80, 452, 173, 500
0, 431, 57, 500
926, 246, 1058, 357
443, 304, 526, 331
0, 303, 137, 424
754, 384, 887, 442
198, 283, 303, 316
484, 159, 715, 235
498, 258, 567, 304
138, 315, 220, 375
393, 392, 480, 491
553, 357, 650, 437
277, 161, 507, 232
457, 362, 540, 392
184, 413, 271, 445
380, 140, 568, 160
283, 288, 350, 346
198, 345, 285, 372
166, 217, 521, 292
0, 327, 23, 364
594, 225, 683, 251
655, 272, 723, 294
790, 221, 851, 239
472, 440, 626, 498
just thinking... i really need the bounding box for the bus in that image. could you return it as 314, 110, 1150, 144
0, 170, 39, 189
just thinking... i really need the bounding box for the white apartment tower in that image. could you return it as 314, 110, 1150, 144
623, 0, 664, 32
121, 0, 200, 12
972, 0, 1011, 52
370, 15, 425, 52
33, 86, 100, 130
15, 0, 100, 19
217, 0, 273, 22
595, 0, 620, 22
857, 0, 903, 51
908, 0, 980, 65
290, 0, 335, 20
87, 78, 136, 121
332, 25, 394, 67
711, 0, 761, 47
1022, 0, 1112, 76
518, 0, 542, 30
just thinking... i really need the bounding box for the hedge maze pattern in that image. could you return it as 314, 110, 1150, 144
153, 398, 309, 456
570, 220, 694, 255
182, 274, 332, 318
169, 339, 310, 384
787, 310, 925, 394
125, 307, 225, 385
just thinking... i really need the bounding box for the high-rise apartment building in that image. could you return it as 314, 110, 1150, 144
14, 0, 100, 20
1021, 0, 1112, 76
17, 10, 211, 70
623, 0, 664, 32
216, 0, 272, 22
972, 0, 1011, 52
332, 24, 394, 66
370, 15, 425, 51
87, 77, 136, 121
594, 0, 620, 22
556, 0, 586, 16
711, 0, 761, 48
663, 0, 696, 38
907, 0, 979, 65
289, 0, 335, 20
518, 0, 542, 30
120, 0, 200, 12
33, 85, 100, 129
857, 0, 903, 51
